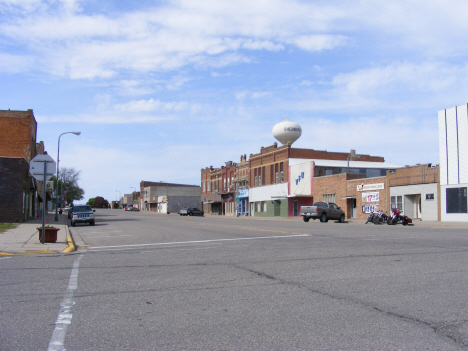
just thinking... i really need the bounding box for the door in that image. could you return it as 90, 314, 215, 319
351, 199, 357, 218
273, 201, 281, 216
293, 201, 299, 217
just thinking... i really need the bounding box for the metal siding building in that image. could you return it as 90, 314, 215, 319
439, 103, 468, 221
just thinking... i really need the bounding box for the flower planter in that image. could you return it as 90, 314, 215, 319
37, 227, 60, 243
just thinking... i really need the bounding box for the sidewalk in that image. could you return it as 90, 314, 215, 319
0, 212, 75, 256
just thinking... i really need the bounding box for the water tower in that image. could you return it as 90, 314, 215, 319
272, 120, 302, 146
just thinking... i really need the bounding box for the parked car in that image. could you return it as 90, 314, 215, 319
64, 206, 71, 212
125, 206, 133, 211
299, 202, 345, 223
68, 205, 95, 227
186, 208, 204, 216
129, 207, 140, 212
178, 208, 188, 216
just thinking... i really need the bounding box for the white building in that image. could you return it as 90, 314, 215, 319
438, 103, 468, 221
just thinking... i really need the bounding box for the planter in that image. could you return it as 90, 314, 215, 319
37, 227, 60, 243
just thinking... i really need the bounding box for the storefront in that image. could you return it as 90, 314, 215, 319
250, 183, 289, 217
236, 189, 249, 215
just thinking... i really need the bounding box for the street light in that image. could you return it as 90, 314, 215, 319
54, 131, 81, 221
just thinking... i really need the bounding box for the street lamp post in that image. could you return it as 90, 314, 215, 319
54, 131, 81, 222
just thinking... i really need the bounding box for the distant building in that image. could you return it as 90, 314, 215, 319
439, 103, 468, 221
139, 181, 200, 213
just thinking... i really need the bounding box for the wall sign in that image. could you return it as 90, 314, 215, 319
357, 183, 384, 191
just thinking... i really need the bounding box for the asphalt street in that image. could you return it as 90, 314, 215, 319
1, 209, 468, 350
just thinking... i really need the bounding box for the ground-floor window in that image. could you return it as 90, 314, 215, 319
254, 201, 267, 213
446, 187, 467, 213
391, 196, 403, 210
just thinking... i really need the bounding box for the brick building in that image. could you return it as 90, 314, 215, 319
201, 155, 250, 216
248, 143, 394, 218
302, 163, 439, 221
201, 143, 395, 218
0, 109, 45, 222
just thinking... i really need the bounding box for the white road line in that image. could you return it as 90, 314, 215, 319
48, 255, 83, 351
91, 235, 134, 238
89, 234, 306, 251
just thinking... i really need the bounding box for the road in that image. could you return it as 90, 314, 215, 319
1, 209, 468, 350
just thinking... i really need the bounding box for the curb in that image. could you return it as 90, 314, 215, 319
62, 225, 76, 253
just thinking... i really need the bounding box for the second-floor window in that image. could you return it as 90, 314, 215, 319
207, 181, 210, 191
202, 182, 205, 192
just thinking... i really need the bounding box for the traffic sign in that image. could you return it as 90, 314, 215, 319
30, 154, 56, 181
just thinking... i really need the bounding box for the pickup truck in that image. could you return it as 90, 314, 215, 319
300, 202, 345, 223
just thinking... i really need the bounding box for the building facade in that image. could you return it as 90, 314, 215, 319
248, 143, 391, 218
140, 181, 200, 213
0, 109, 45, 222
439, 103, 468, 221
201, 155, 251, 216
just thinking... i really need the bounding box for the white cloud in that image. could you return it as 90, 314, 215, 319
114, 98, 188, 112
0, 0, 351, 79
0, 53, 34, 73
288, 34, 348, 52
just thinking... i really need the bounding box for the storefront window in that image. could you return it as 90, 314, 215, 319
391, 196, 403, 210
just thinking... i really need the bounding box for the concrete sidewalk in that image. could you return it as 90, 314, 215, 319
0, 212, 75, 256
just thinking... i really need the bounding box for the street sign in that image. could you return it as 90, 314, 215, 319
29, 154, 56, 181
45, 181, 54, 191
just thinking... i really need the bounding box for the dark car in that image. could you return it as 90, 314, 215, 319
186, 208, 204, 216
129, 207, 140, 212
68, 205, 95, 227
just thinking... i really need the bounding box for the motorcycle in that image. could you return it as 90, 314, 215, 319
387, 208, 412, 226
372, 211, 388, 224
365, 211, 388, 224
365, 211, 376, 224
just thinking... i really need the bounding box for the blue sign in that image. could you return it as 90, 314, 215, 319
237, 189, 249, 198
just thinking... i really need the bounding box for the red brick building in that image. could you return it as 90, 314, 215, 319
0, 109, 44, 222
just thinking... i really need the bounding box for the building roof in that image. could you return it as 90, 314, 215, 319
289, 158, 401, 169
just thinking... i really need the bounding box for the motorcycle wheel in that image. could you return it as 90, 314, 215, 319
387, 218, 393, 225
402, 219, 408, 226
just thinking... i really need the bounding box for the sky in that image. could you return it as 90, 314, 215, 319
1, 0, 468, 203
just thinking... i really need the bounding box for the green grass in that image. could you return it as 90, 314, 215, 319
0, 223, 18, 232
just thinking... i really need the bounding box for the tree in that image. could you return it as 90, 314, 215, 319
92, 196, 109, 208
52, 167, 85, 206
87, 196, 109, 208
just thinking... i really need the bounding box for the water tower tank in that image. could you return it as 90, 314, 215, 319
272, 120, 302, 145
